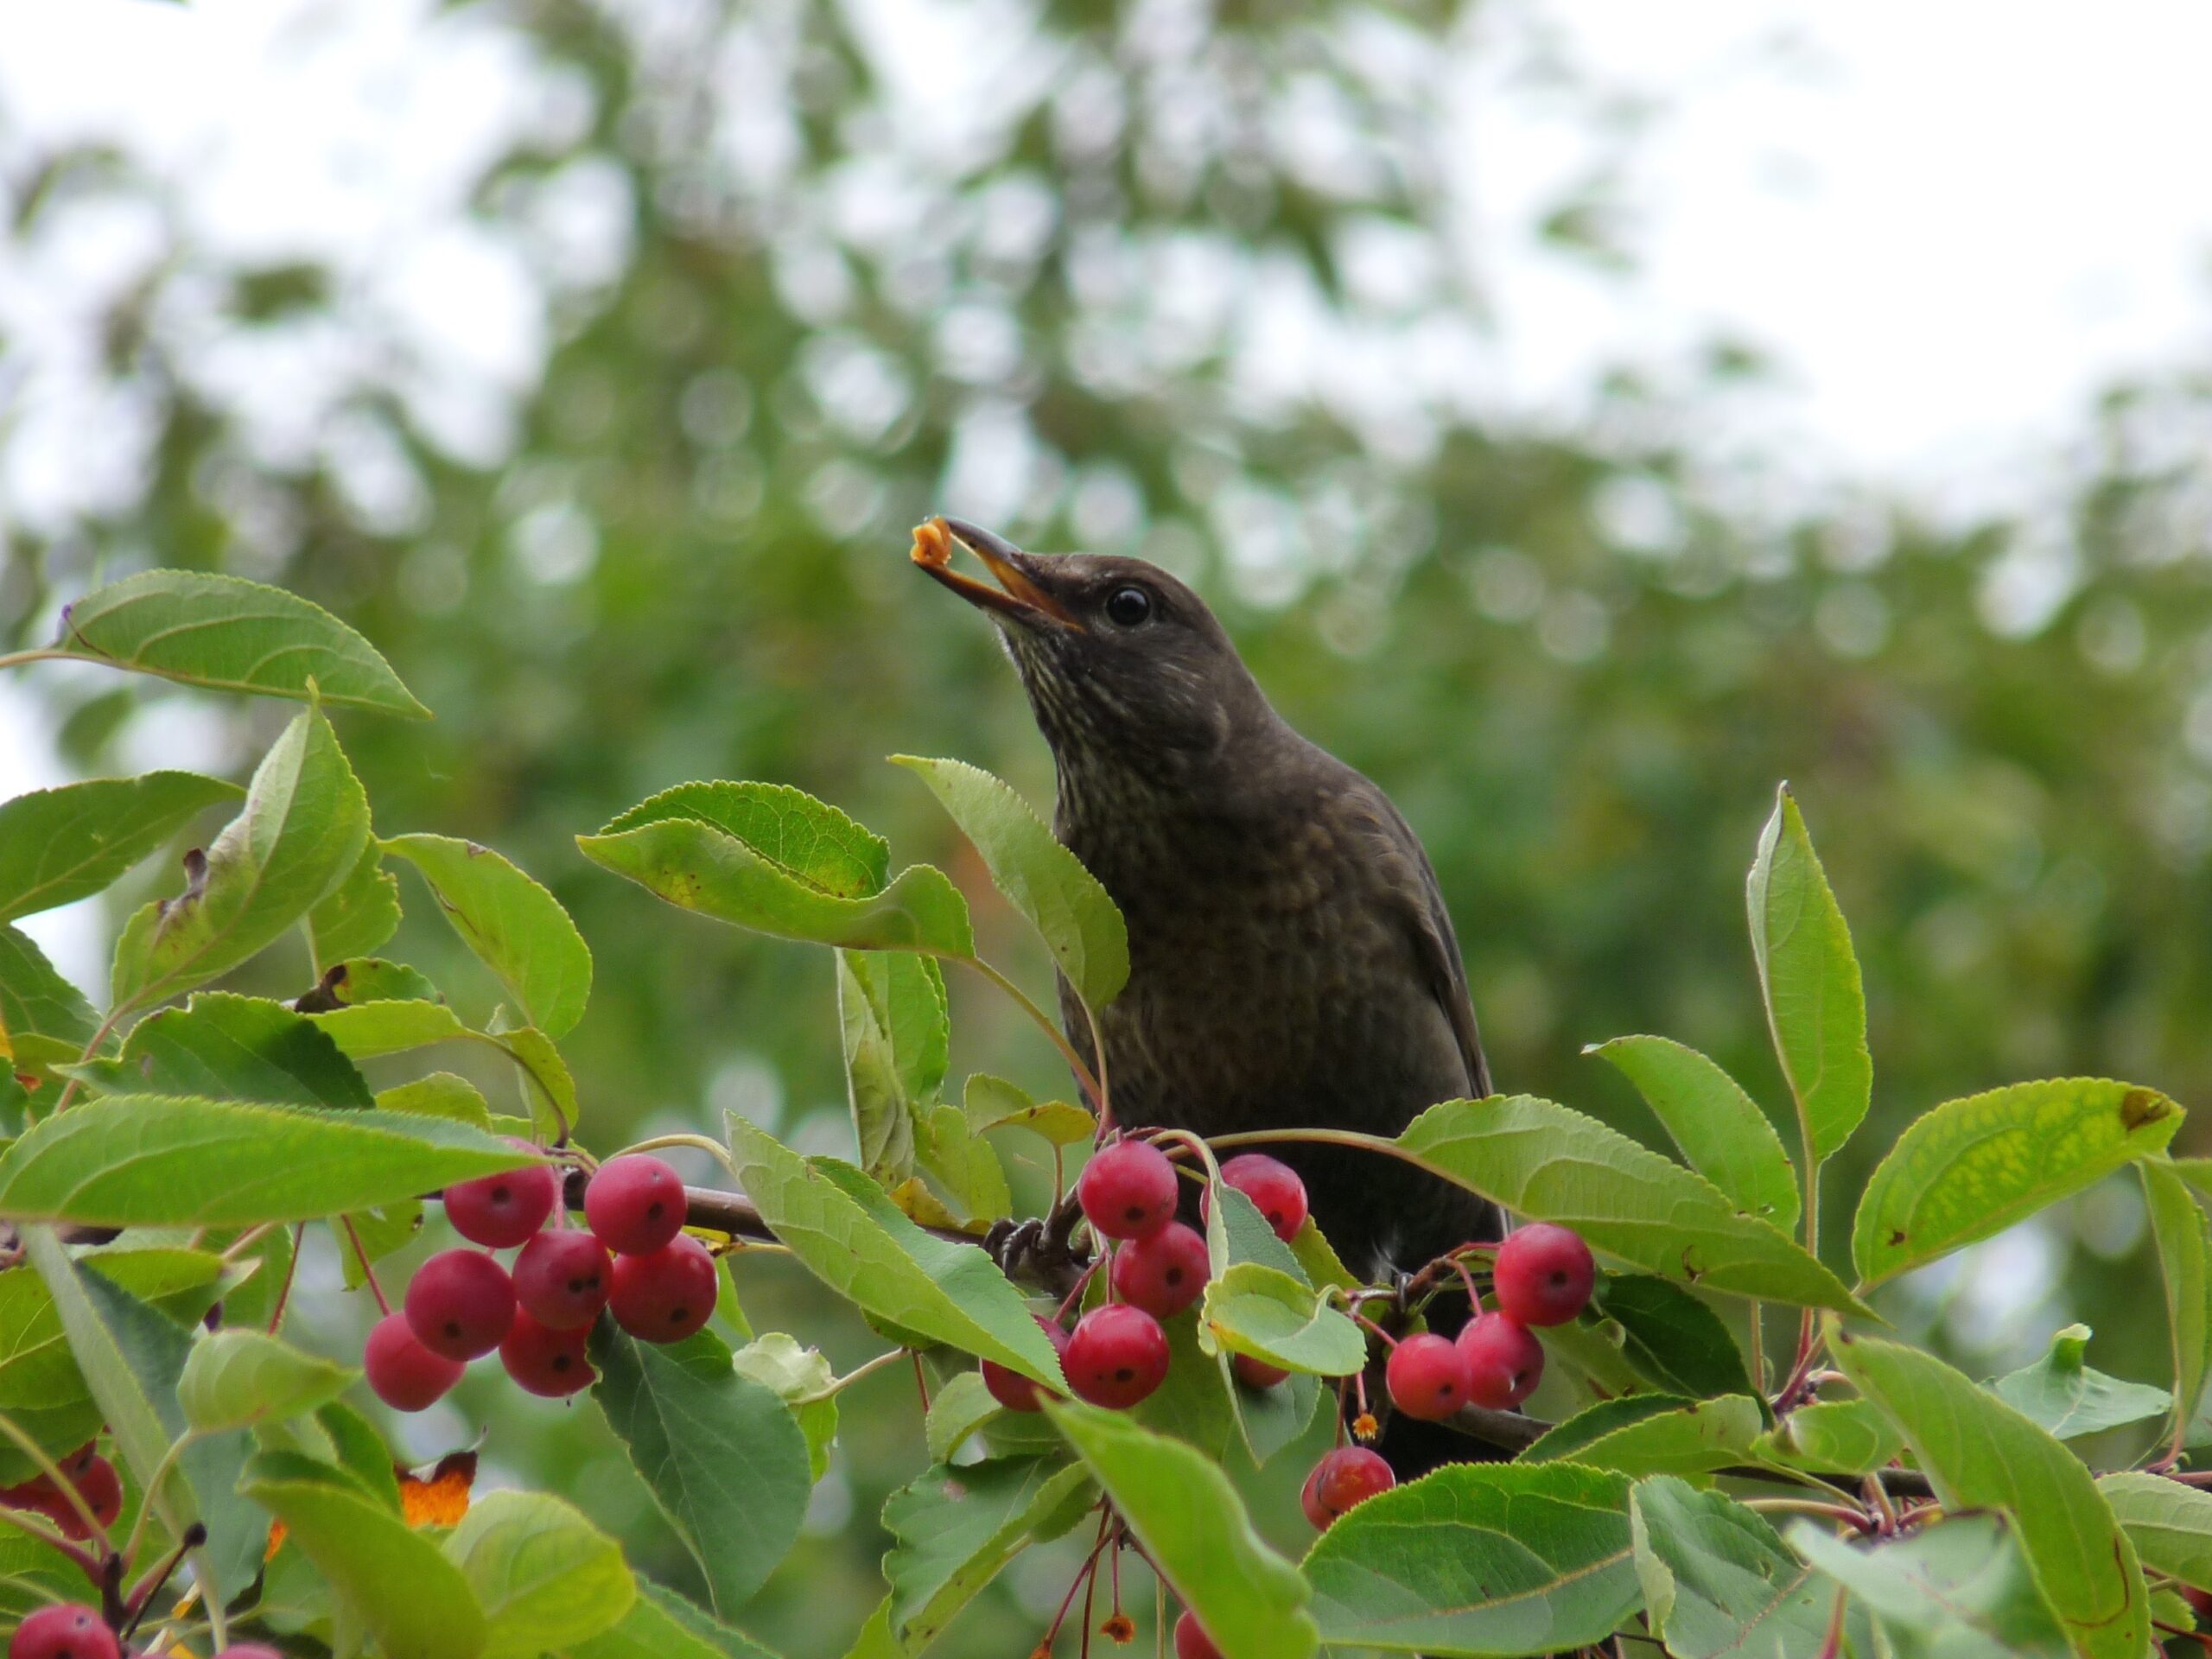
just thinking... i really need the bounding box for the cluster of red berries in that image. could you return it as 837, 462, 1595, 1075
1382, 1223, 1594, 1424
9, 1606, 277, 1659
0, 1443, 119, 1544
365, 1152, 714, 1411
980, 1141, 1310, 1415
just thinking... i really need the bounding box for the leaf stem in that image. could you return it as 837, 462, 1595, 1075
264, 1224, 305, 1333
805, 1347, 911, 1402
118, 1438, 198, 1572
338, 1217, 391, 1316
0, 648, 81, 672
615, 1132, 741, 1180
51, 1000, 133, 1116
950, 955, 1105, 1115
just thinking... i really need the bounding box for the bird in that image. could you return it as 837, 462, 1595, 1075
912, 515, 1500, 1296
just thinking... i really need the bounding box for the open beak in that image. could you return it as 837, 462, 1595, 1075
911, 517, 1085, 632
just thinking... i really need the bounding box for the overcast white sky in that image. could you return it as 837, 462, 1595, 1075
4, 0, 2211, 995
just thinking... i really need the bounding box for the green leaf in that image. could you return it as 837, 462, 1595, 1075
24, 1230, 262, 1603
1989, 1324, 2170, 1440
305, 837, 402, 969
1589, 1274, 1754, 1401
486, 1022, 580, 1141
0, 772, 244, 923
730, 1332, 838, 1481
1787, 1515, 2072, 1659
570, 1581, 784, 1659
1630, 1476, 1838, 1659
1586, 1036, 1798, 1230
2140, 1158, 2212, 1446
914, 1103, 1012, 1224
383, 834, 592, 1039
925, 1371, 1003, 1464
244, 1460, 487, 1659
66, 993, 373, 1108
1303, 1461, 1640, 1656
0, 925, 97, 1052
1746, 784, 1871, 1164
601, 782, 888, 893
962, 1073, 1092, 1145
317, 1399, 404, 1514
891, 755, 1128, 1009
378, 1072, 494, 1130
1751, 1399, 1903, 1478
179, 1327, 357, 1433
1851, 1079, 2183, 1286
882, 1458, 1095, 1650
1519, 1394, 1764, 1477
1128, 1308, 1238, 1462
307, 996, 470, 1058
2096, 1471, 2212, 1592
837, 950, 921, 1184
724, 1116, 1065, 1386
1394, 1096, 1866, 1312
588, 1324, 810, 1617
445, 1489, 634, 1659
0, 1247, 231, 1483
1200, 1262, 1365, 1376
0, 1095, 537, 1225
1048, 1402, 1315, 1659
111, 705, 372, 1009
57, 568, 430, 716
1830, 1325, 2148, 1659
579, 783, 971, 955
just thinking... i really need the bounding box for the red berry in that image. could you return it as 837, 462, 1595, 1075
1173, 1611, 1224, 1659
1300, 1446, 1394, 1529
982, 1316, 1071, 1413
1077, 1140, 1180, 1241
513, 1229, 613, 1330
10, 1605, 118, 1659
608, 1234, 715, 1343
1213, 1154, 1307, 1241
1231, 1352, 1289, 1390
1459, 1312, 1545, 1408
585, 1154, 687, 1255
365, 1311, 466, 1410
57, 1443, 97, 1482
499, 1308, 596, 1397
1063, 1304, 1172, 1409
62, 1457, 121, 1539
1386, 1332, 1472, 1421
1491, 1224, 1595, 1326
443, 1152, 559, 1249
1109, 1222, 1210, 1319
404, 1249, 516, 1361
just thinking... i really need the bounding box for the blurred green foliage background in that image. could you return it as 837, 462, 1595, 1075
5, 1, 2212, 1651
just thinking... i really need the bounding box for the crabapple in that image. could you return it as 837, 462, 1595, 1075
607, 1233, 716, 1343
1063, 1304, 1171, 1408
1077, 1140, 1180, 1241
584, 1154, 687, 1255
1300, 1445, 1393, 1529
982, 1316, 1071, 1413
1458, 1312, 1545, 1408
512, 1228, 613, 1330
365, 1312, 465, 1411
1109, 1221, 1210, 1319
1491, 1224, 1594, 1326
1385, 1332, 1472, 1421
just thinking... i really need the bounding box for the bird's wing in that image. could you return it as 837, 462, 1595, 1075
1345, 779, 1494, 1100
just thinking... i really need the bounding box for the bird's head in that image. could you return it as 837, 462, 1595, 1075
912, 516, 1275, 790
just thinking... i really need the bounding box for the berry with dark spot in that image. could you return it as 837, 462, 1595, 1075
499, 1308, 596, 1397
365, 1311, 466, 1411
404, 1249, 516, 1361
607, 1233, 716, 1343
10, 1605, 118, 1659
513, 1228, 613, 1330
1109, 1221, 1210, 1319
584, 1154, 687, 1255
1077, 1140, 1180, 1241
1458, 1312, 1545, 1408
1063, 1304, 1171, 1409
1300, 1446, 1393, 1529
1211, 1154, 1307, 1241
1491, 1224, 1595, 1327
443, 1153, 559, 1249
1385, 1332, 1471, 1421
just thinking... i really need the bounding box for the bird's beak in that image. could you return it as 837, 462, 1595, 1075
911, 517, 1085, 632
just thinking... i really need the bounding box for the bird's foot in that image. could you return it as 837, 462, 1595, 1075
984, 1196, 1091, 1294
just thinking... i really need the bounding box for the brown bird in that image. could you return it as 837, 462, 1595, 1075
913, 516, 1498, 1288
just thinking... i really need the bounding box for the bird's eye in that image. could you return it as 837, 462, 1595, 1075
1103, 586, 1154, 627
